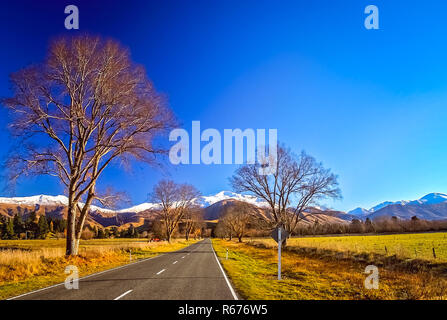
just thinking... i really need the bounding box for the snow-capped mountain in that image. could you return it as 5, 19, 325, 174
408, 193, 447, 206
0, 191, 267, 214
347, 193, 447, 218
194, 191, 268, 208
347, 207, 371, 217
117, 191, 268, 213
0, 195, 69, 207
0, 194, 115, 213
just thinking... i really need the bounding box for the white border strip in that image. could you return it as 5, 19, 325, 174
114, 289, 133, 300
7, 240, 202, 300
156, 268, 166, 275
211, 241, 239, 300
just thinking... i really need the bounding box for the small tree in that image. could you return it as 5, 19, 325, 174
37, 215, 49, 239
349, 218, 364, 234
26, 211, 38, 238
220, 202, 253, 242
364, 217, 375, 233
127, 225, 136, 238
0, 216, 4, 238
13, 213, 24, 235
110, 226, 119, 238
152, 180, 200, 243
97, 228, 105, 239
183, 208, 204, 241
2, 218, 15, 239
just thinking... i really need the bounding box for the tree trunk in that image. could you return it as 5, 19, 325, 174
73, 190, 95, 256
167, 232, 172, 243
185, 231, 190, 241
66, 203, 77, 256
238, 235, 243, 242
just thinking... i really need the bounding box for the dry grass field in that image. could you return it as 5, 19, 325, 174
212, 233, 447, 300
0, 238, 197, 299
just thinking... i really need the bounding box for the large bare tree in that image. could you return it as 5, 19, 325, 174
2, 36, 174, 255
230, 145, 341, 237
152, 180, 200, 243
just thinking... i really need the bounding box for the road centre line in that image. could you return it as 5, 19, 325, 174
114, 290, 133, 300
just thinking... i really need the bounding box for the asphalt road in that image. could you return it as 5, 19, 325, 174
10, 239, 238, 300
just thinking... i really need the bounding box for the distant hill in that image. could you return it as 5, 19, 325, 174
203, 199, 266, 220
306, 207, 358, 222
369, 202, 447, 221
348, 193, 447, 221
203, 199, 350, 226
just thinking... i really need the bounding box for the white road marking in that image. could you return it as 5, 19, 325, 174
173, 261, 178, 264
156, 269, 166, 275
182, 256, 185, 258
114, 290, 133, 300
211, 241, 239, 300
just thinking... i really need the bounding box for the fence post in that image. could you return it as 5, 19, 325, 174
433, 247, 437, 259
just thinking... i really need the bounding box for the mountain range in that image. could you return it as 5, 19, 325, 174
0, 191, 447, 229
347, 193, 447, 220
0, 191, 273, 229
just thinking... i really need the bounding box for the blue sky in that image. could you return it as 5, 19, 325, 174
1, 0, 447, 212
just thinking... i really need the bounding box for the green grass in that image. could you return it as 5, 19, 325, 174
254, 232, 447, 262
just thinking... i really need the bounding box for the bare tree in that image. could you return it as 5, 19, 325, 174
183, 207, 204, 241
152, 180, 200, 243
2, 36, 174, 255
214, 220, 228, 239
220, 202, 253, 242
230, 145, 341, 239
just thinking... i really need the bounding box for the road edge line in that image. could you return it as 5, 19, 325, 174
211, 240, 239, 300
6, 240, 202, 300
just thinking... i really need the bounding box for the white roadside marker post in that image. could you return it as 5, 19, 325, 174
271, 225, 288, 281
278, 227, 281, 280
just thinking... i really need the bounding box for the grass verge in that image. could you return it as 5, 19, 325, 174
212, 238, 447, 300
